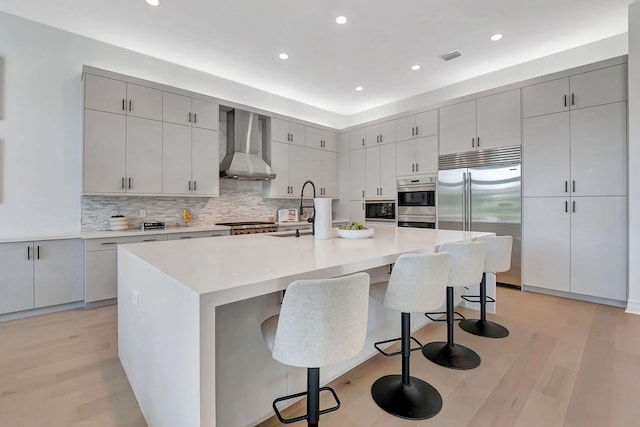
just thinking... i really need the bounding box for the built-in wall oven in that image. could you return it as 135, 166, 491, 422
365, 200, 396, 222
397, 175, 436, 228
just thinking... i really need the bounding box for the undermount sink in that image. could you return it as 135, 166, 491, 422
269, 229, 314, 237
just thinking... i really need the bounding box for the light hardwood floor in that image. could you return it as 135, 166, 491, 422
1, 288, 640, 427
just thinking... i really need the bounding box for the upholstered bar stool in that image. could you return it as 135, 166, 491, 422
369, 252, 450, 420
260, 272, 370, 427
422, 241, 485, 370
459, 235, 513, 338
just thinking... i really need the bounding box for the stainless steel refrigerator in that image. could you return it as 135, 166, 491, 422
437, 152, 521, 287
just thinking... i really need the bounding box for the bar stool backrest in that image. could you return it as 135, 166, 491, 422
477, 235, 513, 274
436, 241, 486, 287
383, 253, 450, 313
272, 272, 370, 368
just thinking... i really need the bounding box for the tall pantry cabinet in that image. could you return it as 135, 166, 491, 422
522, 63, 628, 302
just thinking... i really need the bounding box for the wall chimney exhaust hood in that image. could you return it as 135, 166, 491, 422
219, 109, 276, 180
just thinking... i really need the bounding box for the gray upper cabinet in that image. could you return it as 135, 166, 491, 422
365, 121, 396, 146
84, 74, 126, 114
349, 128, 366, 150
440, 89, 521, 155
305, 127, 338, 152
163, 92, 219, 130
396, 110, 438, 142
522, 63, 627, 118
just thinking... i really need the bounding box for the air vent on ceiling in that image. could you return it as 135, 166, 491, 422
440, 50, 462, 61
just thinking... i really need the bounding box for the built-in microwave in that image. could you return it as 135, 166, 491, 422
397, 175, 436, 228
365, 200, 396, 222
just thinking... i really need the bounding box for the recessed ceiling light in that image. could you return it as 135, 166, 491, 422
336, 16, 348, 24
279, 53, 289, 60
355, 86, 364, 92
146, 0, 159, 6
491, 34, 503, 41
411, 65, 421, 71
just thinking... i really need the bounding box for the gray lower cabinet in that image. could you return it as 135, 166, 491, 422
0, 239, 83, 315
84, 230, 230, 303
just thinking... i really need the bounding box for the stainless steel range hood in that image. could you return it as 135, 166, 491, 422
219, 109, 276, 180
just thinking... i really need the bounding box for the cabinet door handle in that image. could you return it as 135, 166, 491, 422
193, 113, 197, 124
412, 163, 415, 172
37, 245, 40, 260
122, 177, 125, 189
573, 201, 576, 213
100, 242, 117, 246
416, 163, 419, 172
472, 137, 475, 147
571, 93, 575, 106
362, 138, 365, 146
143, 239, 157, 242
188, 180, 192, 191
565, 180, 568, 193
362, 190, 365, 198
128, 177, 132, 189
122, 99, 125, 111
412, 127, 415, 136
477, 137, 480, 147
27, 246, 31, 261
380, 134, 383, 143
129, 100, 132, 112
572, 180, 575, 193
565, 201, 568, 213
188, 112, 192, 123
179, 236, 193, 239
193, 181, 197, 191
415, 126, 419, 135
564, 95, 567, 107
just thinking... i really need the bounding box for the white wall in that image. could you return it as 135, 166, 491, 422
627, 4, 640, 314
0, 12, 343, 236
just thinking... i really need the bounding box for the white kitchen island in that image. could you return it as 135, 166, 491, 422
117, 227, 492, 427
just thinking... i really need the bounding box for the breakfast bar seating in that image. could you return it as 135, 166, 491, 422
459, 235, 513, 338
422, 241, 486, 370
369, 253, 450, 420
260, 273, 370, 427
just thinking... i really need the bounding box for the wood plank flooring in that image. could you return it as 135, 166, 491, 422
1, 287, 640, 427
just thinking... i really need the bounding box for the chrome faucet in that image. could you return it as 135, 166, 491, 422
299, 180, 316, 235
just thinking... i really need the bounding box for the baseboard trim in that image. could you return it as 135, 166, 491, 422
0, 301, 85, 323
626, 299, 640, 315
523, 286, 627, 308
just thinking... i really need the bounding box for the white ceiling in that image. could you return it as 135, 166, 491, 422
0, 0, 633, 116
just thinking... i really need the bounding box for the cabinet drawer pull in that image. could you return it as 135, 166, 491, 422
193, 113, 197, 124
129, 100, 132, 112
572, 180, 575, 192
143, 239, 157, 242
101, 242, 117, 245
179, 236, 193, 239
565, 201, 568, 213
27, 246, 31, 260
572, 201, 576, 213
564, 95, 567, 107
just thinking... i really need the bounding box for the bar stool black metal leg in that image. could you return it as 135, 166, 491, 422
371, 313, 442, 419
308, 368, 319, 427
460, 273, 510, 338
422, 287, 481, 370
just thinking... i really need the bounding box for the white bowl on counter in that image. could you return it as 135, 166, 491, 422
109, 217, 129, 231
336, 227, 374, 239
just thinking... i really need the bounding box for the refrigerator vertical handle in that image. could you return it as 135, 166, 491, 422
468, 172, 472, 231
462, 172, 467, 231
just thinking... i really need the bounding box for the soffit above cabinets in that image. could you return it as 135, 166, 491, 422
0, 0, 631, 116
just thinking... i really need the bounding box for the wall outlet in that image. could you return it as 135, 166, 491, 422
140, 209, 146, 218
132, 290, 140, 307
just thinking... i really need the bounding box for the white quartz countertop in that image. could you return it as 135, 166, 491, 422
0, 232, 82, 244
81, 225, 231, 239
119, 226, 490, 298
